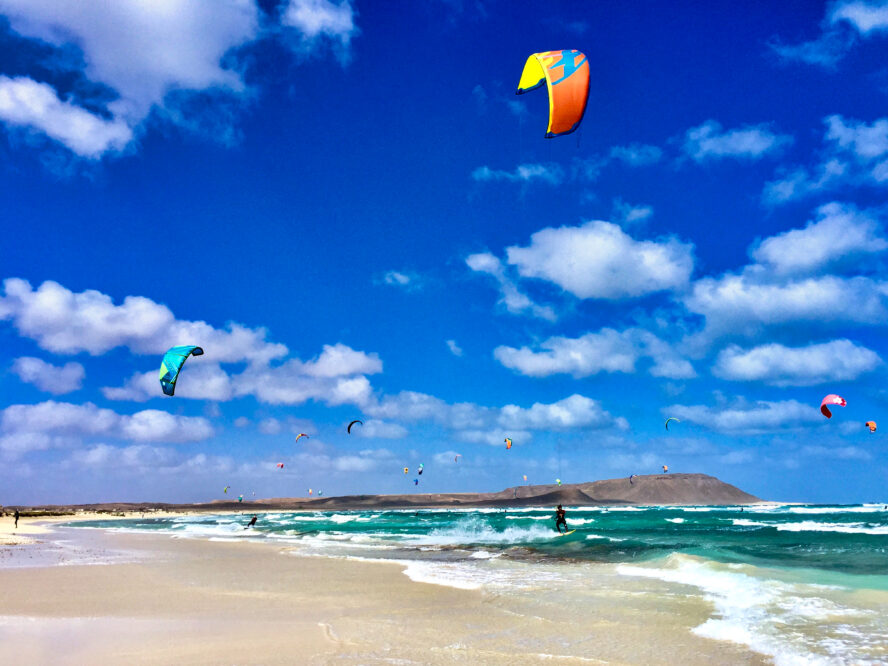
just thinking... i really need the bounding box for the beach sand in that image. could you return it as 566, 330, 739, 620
0, 515, 770, 665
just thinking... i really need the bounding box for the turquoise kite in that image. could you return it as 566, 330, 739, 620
159, 345, 204, 396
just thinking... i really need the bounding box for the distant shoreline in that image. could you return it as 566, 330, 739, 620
3, 472, 761, 515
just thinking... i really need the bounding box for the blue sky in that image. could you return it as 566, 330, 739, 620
1, 0, 888, 504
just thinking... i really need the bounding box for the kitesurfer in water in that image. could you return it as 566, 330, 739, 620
245, 515, 257, 529
554, 504, 567, 534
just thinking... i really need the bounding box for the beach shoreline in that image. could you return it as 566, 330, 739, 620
0, 513, 775, 665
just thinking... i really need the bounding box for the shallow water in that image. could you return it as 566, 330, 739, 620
72, 504, 888, 664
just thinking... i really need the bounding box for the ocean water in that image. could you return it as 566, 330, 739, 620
73, 504, 888, 664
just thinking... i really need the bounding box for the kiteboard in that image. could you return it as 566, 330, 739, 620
556, 529, 576, 537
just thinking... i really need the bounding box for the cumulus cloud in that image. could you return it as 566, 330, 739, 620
494, 328, 695, 380
505, 220, 694, 299
750, 202, 887, 275
355, 419, 408, 439
682, 120, 792, 162
465, 252, 556, 320
0, 400, 213, 455
713, 339, 881, 386
11, 356, 84, 394
102, 363, 234, 402
363, 390, 625, 442
0, 76, 133, 158
0, 0, 260, 155
281, 0, 358, 62
683, 272, 888, 343
497, 394, 627, 431
102, 342, 380, 407
0, 278, 287, 362
666, 398, 821, 434
764, 115, 888, 204
0, 0, 359, 159
471, 163, 564, 185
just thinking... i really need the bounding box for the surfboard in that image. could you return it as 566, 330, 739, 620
556, 529, 576, 537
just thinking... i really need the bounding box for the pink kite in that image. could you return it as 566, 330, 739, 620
820, 394, 846, 418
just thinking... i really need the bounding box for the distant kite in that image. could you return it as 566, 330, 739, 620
866, 421, 877, 433
662, 465, 669, 473
159, 345, 203, 396
347, 420, 363, 434
505, 438, 513, 450
820, 394, 846, 419
418, 463, 424, 475
665, 417, 680, 431
276, 462, 284, 469
295, 433, 309, 443
454, 454, 461, 463
516, 50, 589, 138
556, 478, 562, 486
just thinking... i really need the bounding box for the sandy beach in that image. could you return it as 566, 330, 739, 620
0, 513, 771, 665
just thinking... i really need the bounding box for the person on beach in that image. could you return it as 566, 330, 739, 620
554, 505, 567, 533
245, 515, 257, 529
14, 509, 19, 529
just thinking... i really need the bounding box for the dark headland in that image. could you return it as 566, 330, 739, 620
6, 473, 760, 514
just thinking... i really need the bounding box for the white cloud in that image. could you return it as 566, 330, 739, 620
505, 220, 694, 299
0, 76, 133, 158
0, 278, 287, 362
682, 120, 792, 162
750, 202, 887, 275
102, 363, 234, 402
281, 0, 358, 61
471, 163, 564, 185
356, 419, 408, 439
446, 339, 463, 356
830, 1, 888, 35
497, 394, 627, 431
0, 400, 213, 455
609, 143, 663, 166
667, 399, 821, 434
494, 328, 695, 380
233, 416, 250, 428
684, 272, 888, 342
11, 356, 84, 394
763, 116, 888, 204
302, 343, 382, 378
713, 339, 881, 386
119, 409, 213, 442
0, 0, 359, 159
465, 252, 556, 320
0, 0, 260, 155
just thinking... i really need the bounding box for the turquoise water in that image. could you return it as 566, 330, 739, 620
72, 504, 888, 664
75, 503, 888, 577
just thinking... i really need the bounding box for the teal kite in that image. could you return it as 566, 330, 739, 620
159, 345, 204, 396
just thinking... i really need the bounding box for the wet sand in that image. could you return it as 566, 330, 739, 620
0, 517, 771, 665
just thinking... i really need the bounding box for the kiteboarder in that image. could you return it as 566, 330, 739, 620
13, 509, 19, 529
245, 515, 257, 529
554, 505, 567, 534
